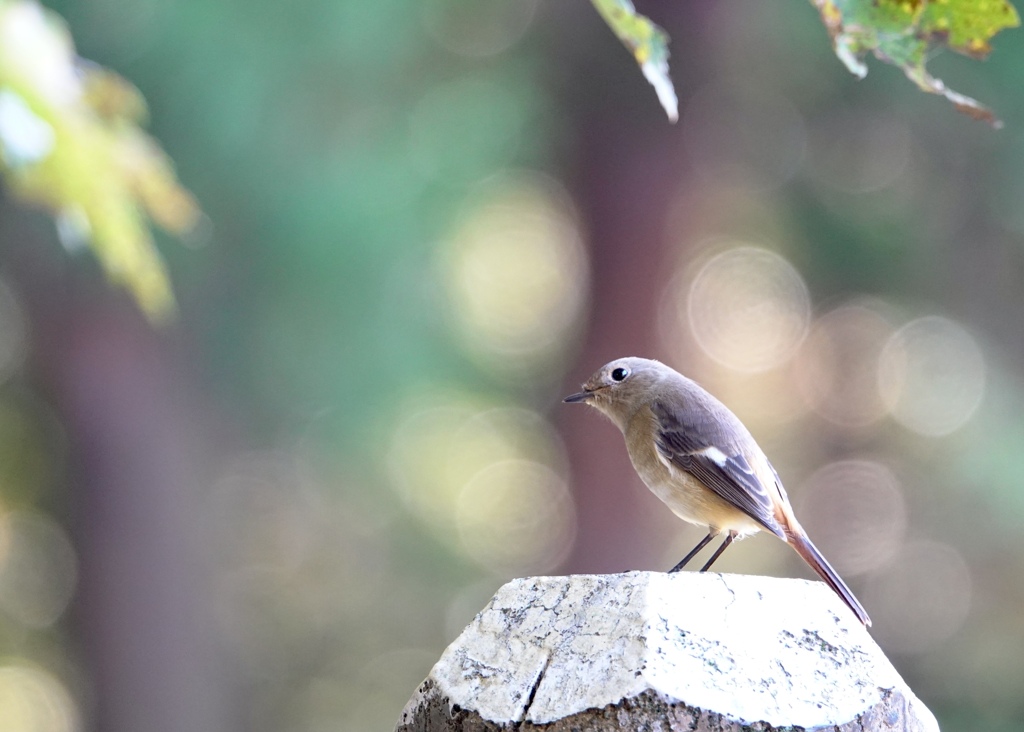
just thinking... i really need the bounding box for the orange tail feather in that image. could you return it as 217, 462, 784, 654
788, 532, 871, 627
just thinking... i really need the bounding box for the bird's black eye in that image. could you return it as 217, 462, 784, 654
611, 366, 630, 382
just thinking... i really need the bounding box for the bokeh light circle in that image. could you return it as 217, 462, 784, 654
0, 662, 79, 732
794, 303, 894, 427
686, 245, 811, 372
0, 512, 77, 628
866, 540, 972, 655
388, 395, 571, 562
442, 173, 587, 380
421, 0, 538, 58
388, 399, 481, 532
798, 460, 906, 576
456, 459, 575, 575
878, 316, 986, 436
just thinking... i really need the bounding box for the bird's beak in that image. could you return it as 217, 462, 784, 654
563, 390, 592, 404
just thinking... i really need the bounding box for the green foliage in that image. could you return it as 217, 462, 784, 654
590, 0, 1019, 125
590, 0, 677, 121
0, 0, 200, 320
810, 0, 1020, 125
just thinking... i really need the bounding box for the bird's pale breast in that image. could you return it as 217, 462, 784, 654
624, 405, 763, 535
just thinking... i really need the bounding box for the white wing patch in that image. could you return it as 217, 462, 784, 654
697, 446, 729, 467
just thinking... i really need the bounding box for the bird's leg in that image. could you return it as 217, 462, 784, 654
699, 530, 737, 572
668, 531, 717, 573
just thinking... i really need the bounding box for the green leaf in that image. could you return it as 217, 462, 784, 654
0, 0, 201, 321
810, 0, 1020, 126
591, 0, 678, 122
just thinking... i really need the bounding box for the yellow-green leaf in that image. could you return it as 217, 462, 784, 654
0, 0, 201, 321
810, 0, 1020, 126
591, 0, 678, 122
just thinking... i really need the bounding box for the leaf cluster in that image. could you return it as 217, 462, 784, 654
0, 0, 200, 320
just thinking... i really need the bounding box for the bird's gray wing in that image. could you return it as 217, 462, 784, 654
652, 400, 784, 537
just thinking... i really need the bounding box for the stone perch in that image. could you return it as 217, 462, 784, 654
396, 572, 938, 731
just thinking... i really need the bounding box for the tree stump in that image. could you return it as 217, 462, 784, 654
396, 571, 938, 731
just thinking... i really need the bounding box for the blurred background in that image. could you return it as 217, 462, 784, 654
0, 0, 1022, 730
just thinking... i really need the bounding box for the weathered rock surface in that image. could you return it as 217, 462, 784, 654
396, 571, 938, 731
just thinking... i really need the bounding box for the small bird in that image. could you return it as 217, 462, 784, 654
564, 356, 871, 626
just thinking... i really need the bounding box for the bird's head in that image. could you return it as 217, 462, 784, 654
563, 357, 670, 430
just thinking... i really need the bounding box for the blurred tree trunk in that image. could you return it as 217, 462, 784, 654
553, 2, 711, 573
2, 203, 234, 732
